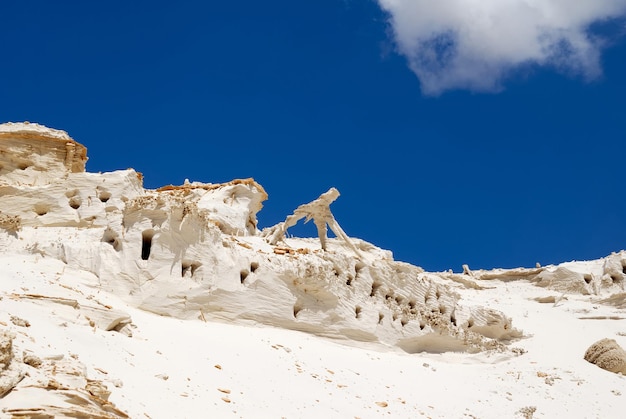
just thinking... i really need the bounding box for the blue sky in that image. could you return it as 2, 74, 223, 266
2, 1, 625, 271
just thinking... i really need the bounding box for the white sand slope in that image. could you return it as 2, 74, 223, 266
1, 123, 625, 418
1, 253, 625, 418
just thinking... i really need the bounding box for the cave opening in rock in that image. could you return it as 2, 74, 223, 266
141, 230, 155, 260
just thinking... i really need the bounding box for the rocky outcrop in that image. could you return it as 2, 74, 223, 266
462, 251, 626, 297
0, 343, 128, 418
0, 122, 520, 354
0, 122, 87, 185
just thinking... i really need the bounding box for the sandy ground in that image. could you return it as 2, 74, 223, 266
1, 252, 625, 418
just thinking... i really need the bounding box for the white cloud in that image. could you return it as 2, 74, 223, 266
376, 0, 626, 95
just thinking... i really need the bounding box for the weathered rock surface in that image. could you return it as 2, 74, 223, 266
0, 121, 87, 185
0, 122, 519, 354
584, 338, 626, 375
0, 330, 24, 398
2, 122, 626, 418
461, 251, 626, 296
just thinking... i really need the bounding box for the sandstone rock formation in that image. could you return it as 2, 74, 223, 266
0, 122, 87, 185
458, 251, 626, 297
0, 122, 520, 354
262, 187, 363, 257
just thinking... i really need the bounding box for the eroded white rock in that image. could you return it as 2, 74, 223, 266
0, 122, 519, 354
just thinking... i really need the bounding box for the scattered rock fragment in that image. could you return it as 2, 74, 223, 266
10, 315, 30, 327
86, 379, 112, 401
0, 330, 14, 369
0, 330, 25, 397
584, 338, 626, 374
80, 306, 132, 334
517, 406, 537, 419
22, 351, 43, 368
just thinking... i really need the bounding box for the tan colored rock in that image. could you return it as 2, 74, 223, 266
0, 212, 21, 233
0, 122, 87, 186
0, 330, 25, 398
10, 315, 30, 327
22, 351, 43, 368
86, 379, 112, 401
584, 338, 626, 374
0, 329, 14, 370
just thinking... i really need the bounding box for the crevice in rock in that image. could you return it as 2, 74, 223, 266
182, 260, 201, 278
240, 269, 249, 284
141, 229, 154, 260
102, 228, 122, 251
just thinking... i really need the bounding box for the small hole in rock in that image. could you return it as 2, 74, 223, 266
378, 313, 384, 324
355, 262, 365, 276
293, 303, 303, 318
395, 295, 404, 305
439, 304, 447, 315
34, 204, 49, 216
102, 229, 122, 251
68, 196, 81, 209
610, 274, 622, 284
583, 274, 592, 284
240, 270, 249, 284
182, 261, 201, 278
18, 162, 30, 170
467, 318, 474, 328
346, 275, 353, 286
435, 288, 441, 300
99, 191, 112, 203
419, 321, 426, 330
622, 261, 626, 275
450, 314, 457, 326
141, 230, 154, 260
408, 300, 416, 310
355, 306, 362, 319
370, 281, 381, 297
250, 262, 259, 273
392, 313, 398, 321
400, 318, 408, 327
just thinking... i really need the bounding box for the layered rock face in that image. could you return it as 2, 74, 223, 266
0, 122, 519, 353
0, 122, 87, 184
